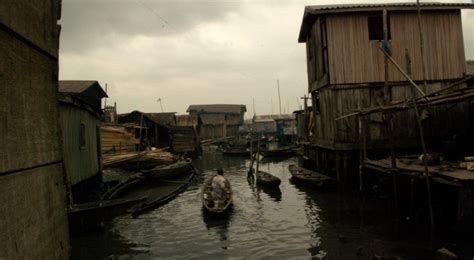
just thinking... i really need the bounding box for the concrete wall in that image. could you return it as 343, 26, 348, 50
0, 0, 70, 258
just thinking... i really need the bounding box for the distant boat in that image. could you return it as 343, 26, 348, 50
259, 147, 295, 158
142, 158, 193, 179
202, 176, 233, 213
220, 145, 249, 155
256, 170, 281, 187
288, 165, 334, 188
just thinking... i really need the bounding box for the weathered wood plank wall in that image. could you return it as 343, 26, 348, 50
60, 104, 101, 186
0, 0, 70, 258
325, 10, 465, 85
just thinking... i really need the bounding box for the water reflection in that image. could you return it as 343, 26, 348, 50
257, 185, 282, 202
201, 208, 233, 249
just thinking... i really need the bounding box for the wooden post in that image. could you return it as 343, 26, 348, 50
335, 152, 341, 185
380, 44, 434, 231
359, 116, 364, 192
383, 9, 398, 208
410, 176, 415, 220
256, 136, 261, 174
342, 152, 348, 193
416, 0, 428, 90
139, 113, 144, 150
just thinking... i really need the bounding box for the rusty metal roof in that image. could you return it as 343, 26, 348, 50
298, 2, 474, 42
187, 104, 247, 114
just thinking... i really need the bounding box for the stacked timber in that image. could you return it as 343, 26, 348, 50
102, 149, 176, 171
170, 126, 200, 153
101, 125, 139, 154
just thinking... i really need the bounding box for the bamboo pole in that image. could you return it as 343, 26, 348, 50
378, 46, 428, 101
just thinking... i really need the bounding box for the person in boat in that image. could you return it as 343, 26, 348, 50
211, 168, 230, 208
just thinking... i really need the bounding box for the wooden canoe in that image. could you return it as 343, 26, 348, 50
256, 170, 281, 187
142, 158, 192, 179
288, 164, 335, 188
220, 143, 249, 155
202, 176, 233, 213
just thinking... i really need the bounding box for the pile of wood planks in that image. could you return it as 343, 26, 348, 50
101, 125, 138, 154
102, 149, 175, 169
170, 126, 199, 153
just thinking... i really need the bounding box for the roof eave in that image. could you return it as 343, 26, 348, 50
298, 3, 474, 43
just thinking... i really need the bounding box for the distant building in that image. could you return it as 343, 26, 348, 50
58, 80, 107, 203
187, 104, 247, 140
298, 3, 474, 179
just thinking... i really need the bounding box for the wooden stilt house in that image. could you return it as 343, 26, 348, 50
298, 3, 474, 183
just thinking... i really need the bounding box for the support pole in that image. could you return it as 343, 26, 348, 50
378, 46, 428, 101
379, 44, 434, 231
416, 0, 428, 90
359, 116, 365, 192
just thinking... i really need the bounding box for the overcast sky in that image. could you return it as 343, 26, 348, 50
58, 0, 474, 117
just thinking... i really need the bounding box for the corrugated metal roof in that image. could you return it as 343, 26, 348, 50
306, 2, 473, 12
298, 2, 474, 42
146, 112, 176, 126
59, 80, 96, 93
187, 104, 247, 114
59, 80, 108, 97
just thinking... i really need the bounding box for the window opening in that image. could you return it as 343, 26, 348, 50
368, 14, 390, 41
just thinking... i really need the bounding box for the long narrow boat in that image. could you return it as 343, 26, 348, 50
142, 158, 192, 179
256, 170, 281, 187
131, 169, 196, 216
202, 176, 233, 213
288, 164, 335, 188
220, 146, 249, 155
259, 147, 295, 158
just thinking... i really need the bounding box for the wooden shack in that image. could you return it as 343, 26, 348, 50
58, 80, 107, 202
187, 104, 246, 140
118, 111, 175, 148
298, 3, 474, 181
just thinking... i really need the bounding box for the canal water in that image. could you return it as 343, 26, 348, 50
72, 151, 473, 259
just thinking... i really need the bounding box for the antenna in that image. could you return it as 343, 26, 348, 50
277, 80, 282, 116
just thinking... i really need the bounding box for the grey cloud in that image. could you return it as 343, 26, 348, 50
60, 0, 242, 53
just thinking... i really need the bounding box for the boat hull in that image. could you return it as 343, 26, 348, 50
288, 164, 334, 188
256, 171, 281, 187
143, 159, 193, 179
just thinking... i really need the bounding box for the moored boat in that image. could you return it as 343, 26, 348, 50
259, 147, 295, 158
256, 170, 281, 187
142, 158, 193, 179
202, 176, 233, 213
288, 164, 335, 188
220, 145, 249, 155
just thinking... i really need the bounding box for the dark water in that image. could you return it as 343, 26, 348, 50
72, 152, 473, 259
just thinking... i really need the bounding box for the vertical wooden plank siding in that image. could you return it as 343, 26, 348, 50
325, 10, 465, 85
60, 106, 101, 186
